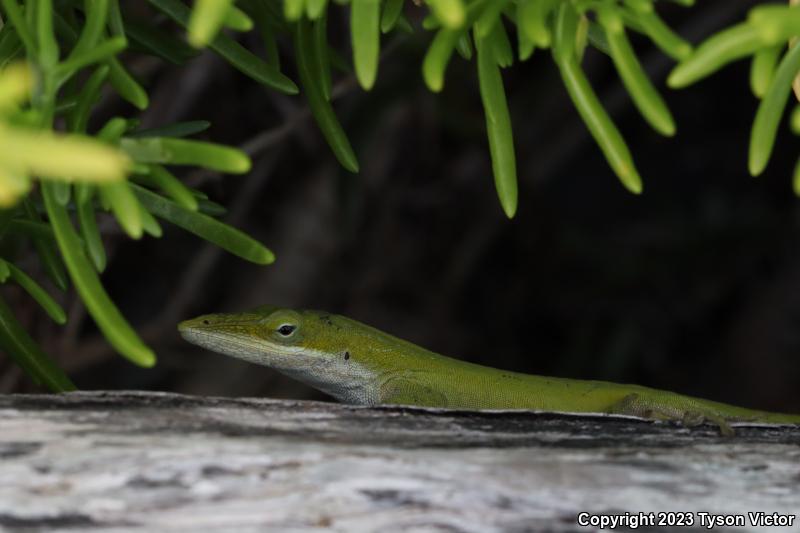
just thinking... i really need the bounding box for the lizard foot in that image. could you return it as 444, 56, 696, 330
608, 394, 735, 436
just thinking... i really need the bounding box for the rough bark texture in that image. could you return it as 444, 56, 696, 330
0, 391, 799, 532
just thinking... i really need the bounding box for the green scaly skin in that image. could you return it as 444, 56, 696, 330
179, 306, 800, 435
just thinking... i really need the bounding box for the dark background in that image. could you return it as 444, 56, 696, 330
3, 1, 799, 414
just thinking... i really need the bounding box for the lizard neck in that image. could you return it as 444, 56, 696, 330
284, 313, 451, 405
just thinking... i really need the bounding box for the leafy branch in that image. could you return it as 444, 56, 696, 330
1, 0, 798, 391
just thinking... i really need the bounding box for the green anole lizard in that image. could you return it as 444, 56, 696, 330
179, 306, 800, 434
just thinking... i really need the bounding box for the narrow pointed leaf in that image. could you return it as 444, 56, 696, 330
476, 29, 517, 218
22, 199, 68, 290
0, 294, 75, 391
99, 181, 143, 239
133, 184, 275, 265
599, 7, 675, 136
188, 0, 233, 48
553, 4, 641, 194
668, 23, 767, 89
749, 43, 800, 176
42, 182, 156, 367
75, 184, 107, 272
381, 0, 404, 33
149, 0, 298, 95
120, 137, 251, 173
351, 0, 380, 90
129, 121, 211, 139
295, 19, 360, 172
143, 165, 198, 210
5, 262, 67, 324
108, 57, 149, 109
750, 45, 781, 99
425, 0, 465, 30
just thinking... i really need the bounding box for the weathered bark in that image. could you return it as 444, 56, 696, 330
0, 391, 798, 532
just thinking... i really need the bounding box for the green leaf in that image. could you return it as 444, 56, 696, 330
791, 105, 800, 135
489, 19, 513, 68
0, 57, 32, 114
476, 28, 517, 219
456, 33, 473, 60
22, 199, 68, 290
552, 0, 578, 63
42, 182, 156, 367
5, 261, 67, 324
425, 0, 465, 30
129, 120, 211, 139
188, 0, 234, 48
0, 27, 24, 69
381, 0, 404, 33
197, 197, 227, 217
35, 0, 60, 68
284, 0, 305, 21
125, 20, 199, 65
133, 184, 275, 265
749, 43, 800, 176
108, 0, 126, 36
0, 258, 9, 282
108, 57, 149, 109
120, 137, 252, 173
748, 5, 800, 45
142, 164, 198, 211
75, 184, 107, 272
668, 23, 767, 89
139, 201, 163, 237
225, 6, 255, 31
625, 1, 691, 61
0, 0, 36, 56
750, 45, 781, 99
0, 124, 130, 183
51, 181, 72, 206
312, 14, 332, 101
794, 155, 800, 196
68, 0, 109, 60
55, 36, 127, 80
422, 27, 461, 92
243, 0, 281, 68
474, 0, 508, 40
586, 21, 610, 56
0, 166, 30, 207
553, 3, 641, 194
599, 6, 675, 136
295, 19, 360, 172
518, 0, 555, 48
149, 0, 299, 95
100, 181, 144, 239
0, 294, 76, 391
68, 65, 110, 133
351, 0, 380, 90
306, 0, 328, 20
6, 218, 56, 241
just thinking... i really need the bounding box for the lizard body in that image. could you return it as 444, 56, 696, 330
179, 306, 800, 432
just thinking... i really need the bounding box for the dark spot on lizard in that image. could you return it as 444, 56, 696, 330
202, 319, 209, 325
344, 351, 350, 361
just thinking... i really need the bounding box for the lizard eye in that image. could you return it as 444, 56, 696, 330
277, 324, 296, 337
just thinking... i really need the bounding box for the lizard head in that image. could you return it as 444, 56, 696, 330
178, 306, 381, 403
178, 306, 329, 370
